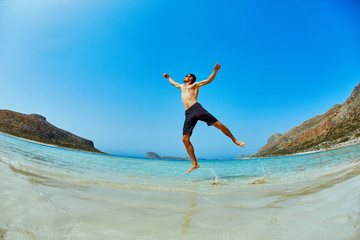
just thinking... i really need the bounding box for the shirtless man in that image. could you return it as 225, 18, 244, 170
163, 63, 246, 174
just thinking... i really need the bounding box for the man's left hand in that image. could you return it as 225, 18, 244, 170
214, 63, 221, 71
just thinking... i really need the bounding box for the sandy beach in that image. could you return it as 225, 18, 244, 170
0, 131, 360, 240
1, 133, 360, 239
1, 160, 360, 239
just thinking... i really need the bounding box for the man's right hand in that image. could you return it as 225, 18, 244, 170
214, 63, 221, 71
163, 73, 169, 78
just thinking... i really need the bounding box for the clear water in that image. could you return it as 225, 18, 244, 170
1, 132, 359, 186
1, 132, 360, 240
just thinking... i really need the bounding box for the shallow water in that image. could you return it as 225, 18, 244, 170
0, 133, 360, 239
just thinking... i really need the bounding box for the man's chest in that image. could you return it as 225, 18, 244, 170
182, 86, 198, 95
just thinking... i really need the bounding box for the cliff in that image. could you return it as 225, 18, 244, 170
0, 110, 104, 154
254, 82, 360, 157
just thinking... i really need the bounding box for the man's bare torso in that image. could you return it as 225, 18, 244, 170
181, 83, 200, 110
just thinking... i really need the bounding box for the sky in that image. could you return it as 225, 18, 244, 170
0, 0, 360, 158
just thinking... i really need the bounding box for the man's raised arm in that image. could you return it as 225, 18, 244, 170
197, 63, 221, 87
163, 73, 181, 89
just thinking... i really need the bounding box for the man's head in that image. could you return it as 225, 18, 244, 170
184, 73, 196, 84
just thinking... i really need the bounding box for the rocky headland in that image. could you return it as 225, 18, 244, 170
0, 110, 104, 154
253, 82, 360, 158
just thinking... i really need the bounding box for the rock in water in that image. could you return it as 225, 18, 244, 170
0, 110, 104, 154
254, 82, 360, 157
146, 152, 160, 158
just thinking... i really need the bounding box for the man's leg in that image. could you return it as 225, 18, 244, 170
182, 132, 200, 174
212, 121, 246, 147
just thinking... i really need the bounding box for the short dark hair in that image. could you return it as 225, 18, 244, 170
187, 73, 196, 84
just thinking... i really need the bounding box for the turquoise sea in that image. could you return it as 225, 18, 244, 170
1, 132, 360, 239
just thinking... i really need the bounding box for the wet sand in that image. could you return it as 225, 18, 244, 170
1, 159, 360, 240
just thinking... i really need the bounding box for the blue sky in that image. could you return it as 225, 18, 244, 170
1, 0, 360, 158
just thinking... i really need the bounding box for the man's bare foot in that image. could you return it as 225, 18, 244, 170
186, 164, 200, 175
234, 140, 246, 147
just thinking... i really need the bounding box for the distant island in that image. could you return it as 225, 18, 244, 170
145, 152, 253, 160
145, 152, 191, 160
253, 82, 360, 158
0, 110, 104, 154
234, 154, 253, 159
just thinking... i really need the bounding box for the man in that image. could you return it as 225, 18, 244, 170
163, 63, 246, 174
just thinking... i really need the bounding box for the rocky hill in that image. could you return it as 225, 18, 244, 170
253, 82, 360, 157
0, 110, 104, 154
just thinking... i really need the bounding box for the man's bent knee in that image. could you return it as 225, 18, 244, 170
182, 133, 191, 144
212, 121, 222, 128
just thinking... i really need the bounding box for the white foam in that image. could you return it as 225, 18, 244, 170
0, 155, 19, 168
206, 168, 224, 185
248, 177, 267, 184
